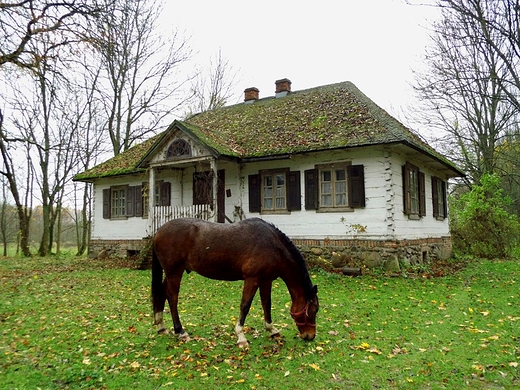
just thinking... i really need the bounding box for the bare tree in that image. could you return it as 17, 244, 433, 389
93, 0, 192, 156
432, 0, 520, 111
69, 57, 107, 256
186, 48, 239, 116
0, 157, 19, 255
0, 109, 35, 256
0, 0, 103, 68
413, 0, 517, 184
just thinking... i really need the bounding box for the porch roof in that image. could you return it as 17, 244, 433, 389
73, 81, 464, 182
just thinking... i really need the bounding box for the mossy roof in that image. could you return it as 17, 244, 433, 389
74, 81, 463, 182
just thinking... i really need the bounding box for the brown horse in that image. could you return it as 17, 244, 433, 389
151, 218, 319, 347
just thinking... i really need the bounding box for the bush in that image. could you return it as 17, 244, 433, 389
450, 173, 520, 258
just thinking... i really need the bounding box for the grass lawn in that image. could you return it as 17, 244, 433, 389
1, 255, 518, 389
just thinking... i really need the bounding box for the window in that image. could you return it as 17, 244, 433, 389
166, 139, 191, 158
432, 177, 447, 219
248, 170, 301, 213
319, 167, 347, 208
103, 182, 169, 219
263, 172, 286, 211
402, 163, 425, 218
143, 181, 171, 217
304, 164, 365, 211
111, 186, 126, 218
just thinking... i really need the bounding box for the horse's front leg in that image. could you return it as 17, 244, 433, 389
235, 279, 258, 348
165, 274, 190, 341
260, 281, 280, 338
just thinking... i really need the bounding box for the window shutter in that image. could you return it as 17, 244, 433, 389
304, 169, 318, 210
126, 186, 135, 217
348, 164, 365, 208
160, 182, 171, 206
441, 180, 448, 218
432, 177, 439, 217
134, 185, 143, 217
103, 188, 111, 219
248, 174, 261, 212
419, 171, 426, 217
402, 164, 411, 214
287, 171, 301, 211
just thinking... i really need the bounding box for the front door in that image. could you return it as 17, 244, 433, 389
193, 169, 225, 223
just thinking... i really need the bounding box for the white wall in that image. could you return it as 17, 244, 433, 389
92, 147, 451, 241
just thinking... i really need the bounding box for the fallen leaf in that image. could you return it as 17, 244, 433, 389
309, 363, 320, 371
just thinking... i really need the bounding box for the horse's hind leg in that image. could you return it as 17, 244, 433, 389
165, 274, 190, 341
154, 279, 168, 334
259, 281, 280, 338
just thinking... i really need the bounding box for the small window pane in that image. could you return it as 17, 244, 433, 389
321, 194, 332, 206
321, 182, 332, 194
321, 170, 331, 182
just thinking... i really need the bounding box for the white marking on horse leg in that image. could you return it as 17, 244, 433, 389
154, 312, 168, 334
265, 321, 280, 337
235, 322, 249, 348
176, 331, 191, 342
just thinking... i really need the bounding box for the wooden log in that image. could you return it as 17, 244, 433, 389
342, 267, 362, 277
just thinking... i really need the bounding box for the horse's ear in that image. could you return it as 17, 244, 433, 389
312, 285, 318, 296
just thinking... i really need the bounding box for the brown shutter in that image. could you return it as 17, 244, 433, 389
419, 171, 426, 217
441, 180, 448, 218
126, 186, 135, 217
160, 182, 171, 206
304, 169, 318, 210
432, 177, 439, 217
134, 185, 143, 217
248, 174, 261, 212
348, 164, 365, 208
402, 164, 411, 214
287, 171, 301, 211
103, 188, 111, 219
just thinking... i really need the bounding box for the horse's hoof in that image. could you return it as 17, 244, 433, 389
157, 327, 169, 335
178, 333, 191, 342
269, 332, 281, 339
237, 340, 249, 349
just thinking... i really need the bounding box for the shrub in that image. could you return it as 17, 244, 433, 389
450, 173, 520, 258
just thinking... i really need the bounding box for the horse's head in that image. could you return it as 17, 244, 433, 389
291, 285, 319, 341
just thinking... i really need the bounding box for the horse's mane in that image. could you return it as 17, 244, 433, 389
262, 220, 315, 299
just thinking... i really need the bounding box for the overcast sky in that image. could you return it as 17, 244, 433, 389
163, 0, 439, 121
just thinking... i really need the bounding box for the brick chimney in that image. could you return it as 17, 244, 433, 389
275, 78, 291, 97
244, 87, 259, 103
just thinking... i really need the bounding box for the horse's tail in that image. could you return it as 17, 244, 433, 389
151, 242, 165, 317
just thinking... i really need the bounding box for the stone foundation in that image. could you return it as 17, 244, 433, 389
293, 237, 452, 272
89, 236, 452, 273
89, 238, 151, 259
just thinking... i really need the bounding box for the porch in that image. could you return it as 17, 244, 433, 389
151, 204, 213, 234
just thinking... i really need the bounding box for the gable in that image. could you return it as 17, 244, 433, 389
144, 128, 218, 166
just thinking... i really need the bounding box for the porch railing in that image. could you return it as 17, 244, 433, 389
152, 204, 213, 233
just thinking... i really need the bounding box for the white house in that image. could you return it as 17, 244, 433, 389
74, 79, 463, 269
